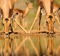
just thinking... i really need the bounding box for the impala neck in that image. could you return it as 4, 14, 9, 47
50, 0, 54, 14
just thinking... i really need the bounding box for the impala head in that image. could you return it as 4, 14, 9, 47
25, 2, 33, 9
12, 9, 24, 18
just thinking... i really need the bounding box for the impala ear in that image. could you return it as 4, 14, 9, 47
25, 2, 29, 5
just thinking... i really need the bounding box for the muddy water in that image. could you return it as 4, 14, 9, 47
0, 33, 60, 56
